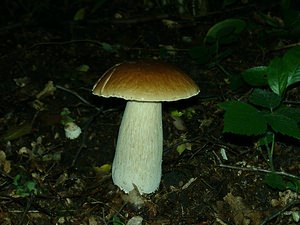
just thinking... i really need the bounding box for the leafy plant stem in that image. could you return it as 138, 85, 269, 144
265, 133, 275, 171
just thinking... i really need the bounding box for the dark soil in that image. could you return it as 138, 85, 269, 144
0, 1, 299, 225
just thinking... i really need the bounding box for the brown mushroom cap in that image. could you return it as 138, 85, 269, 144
92, 60, 200, 101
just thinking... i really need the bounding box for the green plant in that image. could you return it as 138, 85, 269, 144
109, 215, 125, 225
73, 0, 108, 21
170, 107, 196, 120
170, 108, 195, 154
265, 172, 300, 192
13, 174, 39, 197
60, 108, 75, 126
253, 0, 300, 38
189, 18, 246, 65
219, 46, 300, 191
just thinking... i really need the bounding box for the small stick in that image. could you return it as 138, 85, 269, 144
56, 85, 101, 110
71, 110, 101, 167
218, 164, 300, 180
56, 85, 121, 167
259, 200, 300, 225
17, 195, 34, 225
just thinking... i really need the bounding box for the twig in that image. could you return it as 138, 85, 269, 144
283, 100, 300, 105
18, 195, 34, 225
71, 110, 101, 167
29, 39, 105, 49
56, 85, 101, 110
56, 85, 121, 114
212, 150, 300, 180
29, 39, 187, 53
89, 199, 127, 222
189, 142, 209, 160
218, 164, 300, 180
99, 14, 170, 24
56, 85, 121, 167
259, 200, 300, 225
271, 42, 300, 52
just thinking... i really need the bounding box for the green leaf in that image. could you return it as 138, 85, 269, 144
264, 173, 286, 190
267, 57, 288, 96
219, 101, 267, 135
176, 143, 187, 155
182, 107, 196, 119
204, 19, 246, 44
265, 113, 300, 139
248, 88, 281, 110
170, 110, 183, 117
283, 46, 300, 87
73, 8, 86, 21
275, 106, 300, 122
76, 64, 90, 72
265, 172, 300, 192
60, 108, 74, 125
267, 47, 300, 96
101, 42, 120, 53
112, 216, 125, 225
241, 66, 268, 86
286, 179, 300, 192
13, 174, 39, 197
25, 181, 38, 195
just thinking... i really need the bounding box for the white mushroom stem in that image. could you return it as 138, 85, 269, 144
112, 101, 163, 194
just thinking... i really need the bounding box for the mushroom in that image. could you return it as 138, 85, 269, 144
92, 60, 199, 194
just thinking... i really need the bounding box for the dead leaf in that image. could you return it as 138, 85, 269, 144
1, 122, 32, 141
36, 80, 56, 99
122, 184, 145, 209
0, 150, 11, 173
171, 115, 187, 131
270, 190, 298, 207
222, 192, 264, 225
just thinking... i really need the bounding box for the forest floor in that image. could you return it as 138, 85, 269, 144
0, 1, 300, 225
